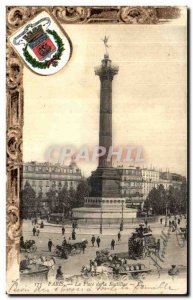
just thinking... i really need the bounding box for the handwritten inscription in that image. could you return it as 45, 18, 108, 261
8, 276, 178, 294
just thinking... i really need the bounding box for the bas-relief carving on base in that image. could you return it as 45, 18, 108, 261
6, 5, 181, 273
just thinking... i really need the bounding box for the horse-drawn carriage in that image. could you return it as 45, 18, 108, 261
81, 249, 151, 279
128, 232, 157, 259
54, 239, 88, 259
20, 238, 37, 253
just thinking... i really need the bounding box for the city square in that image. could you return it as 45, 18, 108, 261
21, 216, 187, 281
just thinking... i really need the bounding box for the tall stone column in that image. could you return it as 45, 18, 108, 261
95, 54, 119, 168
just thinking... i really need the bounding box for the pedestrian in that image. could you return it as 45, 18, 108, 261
96, 236, 101, 248
178, 218, 180, 225
144, 219, 148, 228
160, 218, 163, 225
168, 265, 179, 276
91, 235, 96, 247
36, 227, 40, 237
20, 236, 25, 249
118, 232, 121, 242
82, 242, 86, 254
48, 239, 53, 252
62, 226, 65, 235
93, 260, 97, 275
111, 239, 115, 250
32, 226, 36, 236
156, 239, 161, 255
34, 218, 37, 225
56, 266, 63, 280
89, 259, 93, 270
62, 237, 67, 247
72, 229, 76, 240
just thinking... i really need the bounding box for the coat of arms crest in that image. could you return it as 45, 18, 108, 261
10, 11, 71, 75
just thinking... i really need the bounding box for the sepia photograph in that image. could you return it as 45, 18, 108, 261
6, 6, 188, 295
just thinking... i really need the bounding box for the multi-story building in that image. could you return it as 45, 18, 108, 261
22, 160, 82, 198
141, 168, 160, 200
118, 166, 143, 208
119, 167, 184, 209
159, 171, 183, 190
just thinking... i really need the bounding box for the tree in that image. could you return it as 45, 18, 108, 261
144, 184, 167, 215
144, 180, 187, 216
75, 180, 89, 208
20, 181, 36, 219
58, 186, 70, 216
46, 189, 57, 213
179, 178, 187, 213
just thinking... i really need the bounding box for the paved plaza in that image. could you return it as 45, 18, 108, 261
21, 217, 187, 280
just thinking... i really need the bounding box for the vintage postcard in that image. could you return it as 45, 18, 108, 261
6, 6, 188, 295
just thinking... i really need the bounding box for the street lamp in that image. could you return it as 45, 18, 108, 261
100, 200, 103, 234
120, 200, 124, 231
165, 203, 168, 227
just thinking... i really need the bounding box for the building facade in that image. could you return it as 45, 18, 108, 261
118, 167, 143, 208
22, 160, 82, 198
118, 167, 184, 208
141, 168, 160, 200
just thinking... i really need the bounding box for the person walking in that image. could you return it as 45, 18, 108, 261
62, 237, 67, 247
72, 229, 76, 240
62, 226, 65, 235
160, 218, 163, 225
32, 226, 36, 236
48, 239, 53, 252
118, 232, 121, 242
111, 239, 115, 250
82, 242, 86, 254
96, 236, 101, 248
36, 227, 40, 237
156, 239, 161, 255
56, 266, 63, 280
91, 235, 96, 247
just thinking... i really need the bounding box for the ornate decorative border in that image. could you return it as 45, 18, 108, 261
6, 6, 181, 272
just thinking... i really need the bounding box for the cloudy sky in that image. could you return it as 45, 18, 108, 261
23, 19, 187, 177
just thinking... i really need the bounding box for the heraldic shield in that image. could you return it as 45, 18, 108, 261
10, 11, 71, 75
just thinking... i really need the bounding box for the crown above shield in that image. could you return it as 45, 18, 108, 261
23, 25, 45, 43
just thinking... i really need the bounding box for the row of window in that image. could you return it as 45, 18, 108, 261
24, 166, 80, 174
27, 180, 76, 188
122, 182, 142, 187
122, 170, 141, 175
